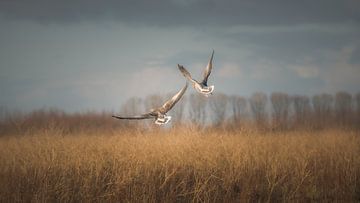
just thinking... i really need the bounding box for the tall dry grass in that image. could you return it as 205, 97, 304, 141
0, 128, 359, 202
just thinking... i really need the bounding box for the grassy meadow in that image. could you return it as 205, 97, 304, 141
0, 127, 359, 202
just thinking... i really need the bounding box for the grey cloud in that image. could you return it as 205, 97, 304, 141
211, 24, 360, 64
349, 46, 360, 64
0, 0, 359, 26
1, 1, 359, 112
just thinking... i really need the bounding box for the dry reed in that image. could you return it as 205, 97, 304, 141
0, 128, 359, 202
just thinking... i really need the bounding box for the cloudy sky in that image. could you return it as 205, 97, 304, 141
0, 0, 359, 112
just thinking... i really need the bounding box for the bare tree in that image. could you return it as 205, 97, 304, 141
292, 95, 311, 128
188, 93, 207, 125
121, 97, 143, 115
120, 97, 144, 128
312, 93, 334, 128
229, 95, 247, 126
270, 92, 290, 130
356, 93, 360, 128
0, 106, 5, 122
166, 93, 187, 124
209, 93, 228, 126
335, 91, 352, 127
249, 92, 268, 129
143, 94, 164, 111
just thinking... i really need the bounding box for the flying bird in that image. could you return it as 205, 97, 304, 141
178, 50, 214, 97
112, 83, 188, 125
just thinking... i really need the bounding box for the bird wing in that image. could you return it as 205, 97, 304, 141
112, 113, 153, 120
178, 64, 198, 84
201, 50, 214, 86
159, 83, 188, 114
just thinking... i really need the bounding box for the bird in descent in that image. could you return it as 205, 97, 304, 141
178, 50, 214, 97
112, 83, 188, 125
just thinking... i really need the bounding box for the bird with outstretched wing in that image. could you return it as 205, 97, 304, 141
112, 82, 188, 125
178, 50, 214, 96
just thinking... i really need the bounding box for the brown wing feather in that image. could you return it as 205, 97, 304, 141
201, 50, 214, 86
112, 113, 152, 120
178, 64, 198, 84
159, 83, 188, 114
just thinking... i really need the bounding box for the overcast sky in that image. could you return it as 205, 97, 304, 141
0, 0, 359, 112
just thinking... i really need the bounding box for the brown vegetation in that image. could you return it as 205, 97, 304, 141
0, 128, 359, 202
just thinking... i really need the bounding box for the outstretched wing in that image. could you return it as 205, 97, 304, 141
159, 83, 188, 114
201, 50, 214, 86
112, 113, 153, 120
178, 64, 198, 84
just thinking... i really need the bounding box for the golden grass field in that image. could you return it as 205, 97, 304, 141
0, 128, 359, 202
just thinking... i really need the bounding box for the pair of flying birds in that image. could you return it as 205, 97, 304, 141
112, 51, 215, 125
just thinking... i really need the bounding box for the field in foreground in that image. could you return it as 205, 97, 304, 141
0, 129, 359, 202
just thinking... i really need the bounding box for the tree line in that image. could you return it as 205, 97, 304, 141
120, 91, 360, 130
0, 91, 359, 135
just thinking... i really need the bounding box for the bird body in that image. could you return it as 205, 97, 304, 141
155, 114, 171, 125
191, 82, 214, 97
